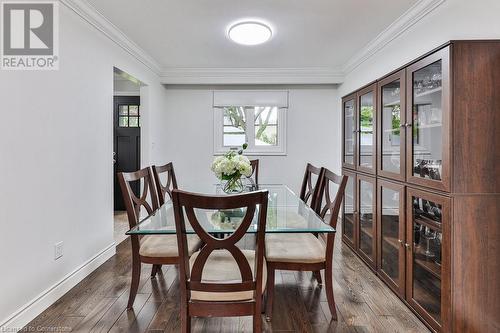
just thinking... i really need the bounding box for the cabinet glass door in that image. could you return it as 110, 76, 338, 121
406, 188, 449, 331
407, 47, 450, 191
378, 70, 405, 180
377, 180, 405, 296
357, 175, 376, 266
342, 171, 356, 247
343, 95, 356, 169
357, 85, 376, 173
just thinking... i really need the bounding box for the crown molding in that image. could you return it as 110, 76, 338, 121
61, 0, 444, 84
342, 0, 446, 74
61, 0, 163, 75
160, 67, 344, 85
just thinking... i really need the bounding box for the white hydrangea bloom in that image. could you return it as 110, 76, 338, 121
210, 151, 252, 180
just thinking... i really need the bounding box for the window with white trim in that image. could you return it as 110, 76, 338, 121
213, 91, 288, 155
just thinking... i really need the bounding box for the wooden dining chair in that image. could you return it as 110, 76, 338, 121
248, 159, 259, 188
152, 162, 178, 206
118, 167, 201, 309
299, 163, 324, 212
265, 168, 348, 322
172, 189, 269, 333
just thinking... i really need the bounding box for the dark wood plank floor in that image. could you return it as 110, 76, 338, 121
23, 233, 430, 333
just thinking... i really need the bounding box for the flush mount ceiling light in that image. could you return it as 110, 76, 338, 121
228, 21, 272, 46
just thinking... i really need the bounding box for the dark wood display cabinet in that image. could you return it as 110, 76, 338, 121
356, 174, 376, 268
406, 187, 451, 332
341, 40, 500, 333
342, 94, 357, 170
342, 84, 377, 174
341, 169, 356, 249
376, 179, 405, 297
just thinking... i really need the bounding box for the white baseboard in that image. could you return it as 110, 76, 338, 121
0, 242, 116, 331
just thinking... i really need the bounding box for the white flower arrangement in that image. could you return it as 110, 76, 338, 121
211, 144, 252, 193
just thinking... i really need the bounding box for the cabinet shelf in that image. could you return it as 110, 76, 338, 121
382, 234, 400, 250
360, 224, 374, 238
414, 122, 442, 129
414, 215, 442, 231
414, 86, 442, 98
343, 215, 355, 225
413, 281, 441, 322
414, 247, 441, 280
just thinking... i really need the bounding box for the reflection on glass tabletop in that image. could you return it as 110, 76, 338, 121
126, 185, 335, 235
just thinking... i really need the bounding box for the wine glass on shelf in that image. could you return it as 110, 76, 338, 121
414, 224, 424, 248
422, 226, 436, 258
435, 232, 442, 265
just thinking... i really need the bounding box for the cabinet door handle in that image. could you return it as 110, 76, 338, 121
398, 239, 403, 246
404, 243, 412, 250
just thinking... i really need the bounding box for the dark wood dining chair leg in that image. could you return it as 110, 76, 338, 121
324, 263, 337, 321
254, 297, 262, 332
253, 314, 262, 333
313, 270, 323, 285
265, 265, 275, 321
180, 299, 190, 333
127, 239, 141, 309
150, 264, 161, 278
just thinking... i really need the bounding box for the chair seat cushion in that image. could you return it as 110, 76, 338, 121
265, 233, 326, 264
189, 249, 266, 302
139, 234, 201, 258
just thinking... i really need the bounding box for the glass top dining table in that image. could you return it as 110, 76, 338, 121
126, 184, 335, 235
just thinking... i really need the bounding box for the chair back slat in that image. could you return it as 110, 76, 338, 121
317, 169, 348, 228
152, 162, 178, 206
118, 167, 159, 229
299, 163, 325, 212
172, 189, 268, 297
248, 159, 259, 188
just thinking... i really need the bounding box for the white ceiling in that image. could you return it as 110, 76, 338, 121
86, 0, 418, 71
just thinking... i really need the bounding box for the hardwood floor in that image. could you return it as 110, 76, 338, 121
23, 234, 430, 332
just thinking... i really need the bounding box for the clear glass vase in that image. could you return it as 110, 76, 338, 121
222, 177, 244, 194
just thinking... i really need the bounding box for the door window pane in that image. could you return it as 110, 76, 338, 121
129, 117, 139, 127
359, 180, 374, 257
381, 80, 402, 173
344, 100, 355, 164
129, 105, 139, 116
412, 61, 443, 181
412, 196, 442, 323
119, 116, 128, 127
223, 106, 246, 146
254, 106, 278, 146
119, 105, 128, 115
359, 92, 374, 168
381, 187, 400, 283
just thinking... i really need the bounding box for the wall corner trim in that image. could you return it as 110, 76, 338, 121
61, 0, 163, 75
0, 242, 117, 330
342, 0, 446, 74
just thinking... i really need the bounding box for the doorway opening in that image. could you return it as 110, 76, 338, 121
113, 68, 143, 244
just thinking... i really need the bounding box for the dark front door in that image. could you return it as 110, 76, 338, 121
114, 96, 140, 210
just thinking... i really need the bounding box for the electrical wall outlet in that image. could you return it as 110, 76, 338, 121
54, 242, 63, 260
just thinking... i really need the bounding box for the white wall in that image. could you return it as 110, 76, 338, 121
152, 86, 339, 193
114, 78, 140, 95
0, 4, 167, 329
338, 0, 500, 97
